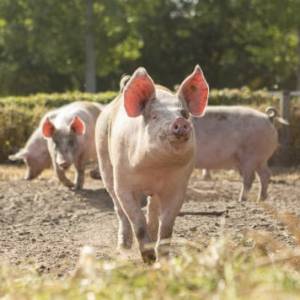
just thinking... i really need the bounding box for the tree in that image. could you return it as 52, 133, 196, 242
0, 0, 299, 95
85, 0, 96, 92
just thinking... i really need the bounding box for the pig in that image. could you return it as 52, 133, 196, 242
42, 101, 102, 190
95, 66, 209, 262
9, 127, 52, 180
193, 106, 280, 202
8, 110, 58, 179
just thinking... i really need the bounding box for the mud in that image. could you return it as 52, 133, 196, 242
0, 168, 299, 276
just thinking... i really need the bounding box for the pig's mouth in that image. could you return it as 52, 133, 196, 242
168, 133, 191, 145
159, 131, 191, 147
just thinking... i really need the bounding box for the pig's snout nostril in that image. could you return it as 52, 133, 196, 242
172, 117, 191, 138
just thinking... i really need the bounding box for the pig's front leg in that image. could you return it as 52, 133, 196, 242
52, 161, 74, 188
74, 157, 85, 190
146, 196, 160, 242
115, 186, 156, 264
156, 188, 186, 260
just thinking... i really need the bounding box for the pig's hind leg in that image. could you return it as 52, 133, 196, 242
256, 163, 271, 201
96, 130, 133, 250
238, 161, 256, 202
100, 168, 133, 250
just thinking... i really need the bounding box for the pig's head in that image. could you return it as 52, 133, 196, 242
122, 65, 209, 156
42, 116, 85, 170
9, 149, 46, 180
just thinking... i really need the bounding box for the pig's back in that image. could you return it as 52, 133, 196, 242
52, 102, 96, 128
193, 106, 278, 169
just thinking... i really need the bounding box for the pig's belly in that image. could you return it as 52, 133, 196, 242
129, 167, 192, 196
195, 149, 239, 170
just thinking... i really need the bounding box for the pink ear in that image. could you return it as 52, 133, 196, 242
177, 65, 209, 116
123, 67, 155, 117
42, 118, 55, 138
70, 116, 85, 135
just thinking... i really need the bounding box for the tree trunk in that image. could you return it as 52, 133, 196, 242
297, 29, 300, 90
85, 0, 96, 93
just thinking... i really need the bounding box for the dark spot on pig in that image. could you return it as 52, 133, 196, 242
136, 227, 146, 240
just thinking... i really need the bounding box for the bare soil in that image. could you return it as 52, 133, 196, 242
0, 166, 300, 276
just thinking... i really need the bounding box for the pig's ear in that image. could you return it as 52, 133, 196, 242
42, 118, 55, 138
123, 67, 155, 117
177, 65, 209, 116
70, 116, 85, 135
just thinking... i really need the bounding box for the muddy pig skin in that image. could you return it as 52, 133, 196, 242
96, 66, 209, 263
193, 106, 278, 202
42, 101, 102, 190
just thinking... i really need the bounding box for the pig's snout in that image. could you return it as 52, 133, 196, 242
171, 117, 191, 138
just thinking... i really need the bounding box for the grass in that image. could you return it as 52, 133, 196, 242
2, 165, 300, 299
1, 237, 300, 299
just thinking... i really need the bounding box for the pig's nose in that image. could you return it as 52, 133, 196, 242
171, 117, 191, 137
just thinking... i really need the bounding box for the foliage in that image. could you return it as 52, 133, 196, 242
0, 0, 299, 95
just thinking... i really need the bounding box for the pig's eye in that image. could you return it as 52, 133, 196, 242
151, 113, 158, 120
181, 110, 189, 119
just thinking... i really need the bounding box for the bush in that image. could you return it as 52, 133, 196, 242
0, 91, 118, 162
0, 88, 292, 164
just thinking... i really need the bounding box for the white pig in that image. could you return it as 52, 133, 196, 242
193, 106, 279, 202
96, 66, 209, 262
42, 101, 102, 189
8, 110, 59, 179
9, 127, 52, 180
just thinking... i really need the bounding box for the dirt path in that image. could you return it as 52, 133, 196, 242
0, 168, 300, 276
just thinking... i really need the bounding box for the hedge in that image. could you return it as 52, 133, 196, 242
1, 88, 297, 164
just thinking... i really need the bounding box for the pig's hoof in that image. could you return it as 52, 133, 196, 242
89, 169, 101, 180
63, 182, 74, 189
142, 250, 156, 264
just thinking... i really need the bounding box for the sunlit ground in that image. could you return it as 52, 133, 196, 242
2, 164, 300, 182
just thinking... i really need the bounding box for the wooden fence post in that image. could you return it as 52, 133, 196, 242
279, 90, 290, 164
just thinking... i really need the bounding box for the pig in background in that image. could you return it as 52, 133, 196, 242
96, 65, 209, 262
10, 101, 102, 189
9, 110, 58, 179
193, 106, 287, 202
42, 101, 102, 190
